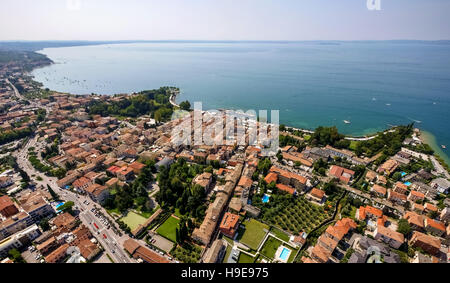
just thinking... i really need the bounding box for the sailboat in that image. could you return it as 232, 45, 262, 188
343, 120, 351, 124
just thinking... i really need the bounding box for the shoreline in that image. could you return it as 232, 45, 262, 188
24, 49, 450, 165
420, 130, 450, 166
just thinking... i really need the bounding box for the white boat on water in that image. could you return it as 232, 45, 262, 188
344, 120, 351, 124
442, 145, 447, 149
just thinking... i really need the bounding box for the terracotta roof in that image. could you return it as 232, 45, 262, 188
376, 226, 405, 243
309, 188, 325, 199
264, 172, 278, 184
276, 184, 296, 195
425, 218, 446, 232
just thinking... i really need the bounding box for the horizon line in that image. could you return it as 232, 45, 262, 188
2, 39, 450, 43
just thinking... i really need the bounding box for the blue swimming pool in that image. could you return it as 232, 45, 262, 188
279, 248, 290, 261
55, 202, 65, 210
401, 172, 407, 177
262, 194, 270, 203
404, 182, 412, 186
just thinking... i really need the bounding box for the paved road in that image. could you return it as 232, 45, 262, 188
13, 136, 134, 263
430, 155, 450, 179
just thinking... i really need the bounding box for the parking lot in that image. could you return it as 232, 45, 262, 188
22, 246, 44, 263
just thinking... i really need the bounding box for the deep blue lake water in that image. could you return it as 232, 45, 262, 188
31, 42, 450, 161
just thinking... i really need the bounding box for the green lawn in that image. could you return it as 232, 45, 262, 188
236, 219, 269, 250
238, 252, 256, 263
270, 227, 290, 242
156, 216, 180, 243
260, 237, 282, 259
222, 245, 232, 263
120, 211, 148, 231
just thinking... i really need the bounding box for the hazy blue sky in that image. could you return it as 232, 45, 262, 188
1, 0, 449, 41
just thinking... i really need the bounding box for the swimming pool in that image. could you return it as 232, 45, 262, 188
55, 202, 65, 210
279, 248, 290, 261
401, 172, 407, 177
404, 182, 412, 186
262, 194, 270, 203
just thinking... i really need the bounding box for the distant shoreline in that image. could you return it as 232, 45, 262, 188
22, 42, 450, 165
420, 130, 450, 165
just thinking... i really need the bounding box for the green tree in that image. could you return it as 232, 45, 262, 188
397, 219, 412, 236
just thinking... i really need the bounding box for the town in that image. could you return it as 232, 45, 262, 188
0, 49, 449, 264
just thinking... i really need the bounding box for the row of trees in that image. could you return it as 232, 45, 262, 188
0, 127, 33, 145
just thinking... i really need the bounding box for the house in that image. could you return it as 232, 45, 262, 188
424, 218, 446, 237
269, 166, 309, 191
377, 159, 399, 176
264, 172, 278, 185
72, 177, 93, 193
329, 165, 355, 184
424, 203, 438, 214
77, 239, 101, 261
276, 184, 296, 196
430, 178, 450, 194
0, 176, 13, 188
388, 190, 407, 205
374, 226, 404, 249
371, 185, 387, 198
219, 212, 240, 238
123, 239, 170, 263
404, 211, 425, 231
409, 231, 441, 256
202, 239, 226, 263
307, 188, 326, 204
408, 191, 425, 203
85, 184, 110, 205
393, 182, 409, 195
357, 206, 383, 221
116, 166, 135, 181
440, 207, 450, 223
193, 172, 213, 192
53, 212, 77, 232
45, 243, 69, 263
0, 196, 19, 218
365, 171, 377, 183
129, 161, 146, 175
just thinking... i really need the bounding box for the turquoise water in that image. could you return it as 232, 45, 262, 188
262, 194, 270, 203
279, 248, 290, 261
31, 42, 450, 159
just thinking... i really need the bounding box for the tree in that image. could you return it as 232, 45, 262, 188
392, 172, 402, 182
397, 219, 412, 236
39, 218, 50, 231
179, 101, 191, 111
8, 248, 25, 263
47, 185, 60, 201
58, 201, 75, 215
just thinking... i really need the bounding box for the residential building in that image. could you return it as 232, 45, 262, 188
219, 212, 240, 238
374, 226, 404, 249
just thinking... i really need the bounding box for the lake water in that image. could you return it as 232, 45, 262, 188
31, 41, 450, 162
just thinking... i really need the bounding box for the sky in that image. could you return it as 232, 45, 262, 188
1, 0, 449, 41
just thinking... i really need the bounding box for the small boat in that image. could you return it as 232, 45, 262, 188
344, 120, 351, 124
442, 145, 447, 149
